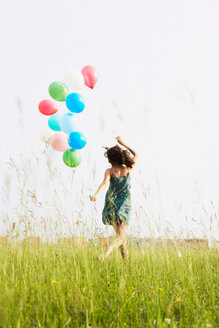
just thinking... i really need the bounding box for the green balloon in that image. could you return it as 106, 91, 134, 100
63, 149, 81, 167
49, 81, 69, 102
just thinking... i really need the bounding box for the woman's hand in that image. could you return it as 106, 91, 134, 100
116, 136, 138, 164
90, 169, 110, 202
116, 136, 124, 145
89, 195, 97, 202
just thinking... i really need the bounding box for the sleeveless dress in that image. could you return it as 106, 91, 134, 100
102, 172, 131, 226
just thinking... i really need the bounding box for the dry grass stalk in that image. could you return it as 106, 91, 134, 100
150, 238, 209, 248
0, 237, 8, 245
58, 238, 72, 245
58, 237, 84, 248
72, 236, 84, 247
22, 237, 41, 247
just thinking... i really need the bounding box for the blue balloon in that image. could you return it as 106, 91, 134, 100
60, 113, 77, 134
68, 132, 87, 149
48, 113, 62, 131
66, 93, 85, 113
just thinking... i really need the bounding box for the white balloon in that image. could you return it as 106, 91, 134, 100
39, 126, 54, 144
63, 68, 85, 92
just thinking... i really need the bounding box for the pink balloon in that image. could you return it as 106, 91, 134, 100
50, 132, 69, 152
81, 65, 98, 89
38, 100, 58, 116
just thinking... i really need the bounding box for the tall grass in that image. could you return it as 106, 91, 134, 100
0, 242, 218, 327
0, 143, 218, 244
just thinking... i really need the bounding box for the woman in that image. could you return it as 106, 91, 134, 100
90, 136, 138, 260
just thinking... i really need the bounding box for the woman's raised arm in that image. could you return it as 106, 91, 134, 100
116, 136, 138, 164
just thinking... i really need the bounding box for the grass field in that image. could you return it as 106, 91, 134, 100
0, 242, 218, 328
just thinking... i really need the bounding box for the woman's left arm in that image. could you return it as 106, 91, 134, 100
90, 169, 111, 201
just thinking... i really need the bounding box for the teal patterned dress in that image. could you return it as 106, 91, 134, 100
102, 172, 131, 226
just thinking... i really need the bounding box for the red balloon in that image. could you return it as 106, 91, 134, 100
81, 65, 98, 89
38, 100, 58, 116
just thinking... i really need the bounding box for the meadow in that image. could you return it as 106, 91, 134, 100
0, 241, 218, 328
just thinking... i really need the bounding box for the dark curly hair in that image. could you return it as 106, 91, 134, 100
104, 145, 135, 168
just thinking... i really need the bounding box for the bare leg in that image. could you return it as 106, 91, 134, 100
99, 221, 128, 260
119, 239, 129, 259
117, 222, 129, 259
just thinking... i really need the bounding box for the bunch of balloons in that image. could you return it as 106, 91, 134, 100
38, 66, 98, 167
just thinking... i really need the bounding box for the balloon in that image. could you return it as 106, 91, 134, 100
68, 131, 87, 149
66, 93, 85, 113
48, 81, 69, 101
48, 113, 62, 131
38, 100, 58, 116
60, 113, 77, 134
39, 126, 54, 143
63, 69, 85, 91
81, 65, 98, 89
63, 149, 81, 167
50, 132, 69, 152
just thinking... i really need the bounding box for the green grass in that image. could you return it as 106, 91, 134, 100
0, 242, 218, 328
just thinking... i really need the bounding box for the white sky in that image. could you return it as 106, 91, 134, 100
0, 0, 219, 239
